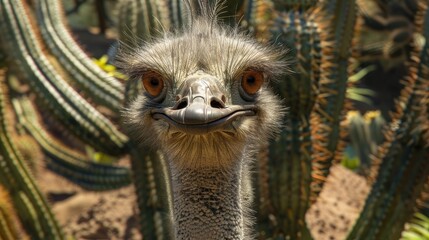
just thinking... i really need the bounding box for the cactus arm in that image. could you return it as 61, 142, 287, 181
347, 128, 428, 239
0, 70, 64, 239
244, 0, 275, 40
262, 9, 320, 238
117, 0, 171, 47
347, 3, 429, 239
169, 0, 188, 28
12, 96, 131, 191
130, 145, 173, 240
309, 0, 357, 200
35, 0, 124, 111
0, 0, 128, 156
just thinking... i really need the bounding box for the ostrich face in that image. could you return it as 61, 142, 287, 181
121, 20, 285, 170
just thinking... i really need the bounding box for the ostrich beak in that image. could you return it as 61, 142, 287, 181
152, 74, 256, 134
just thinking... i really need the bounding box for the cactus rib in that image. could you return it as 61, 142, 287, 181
130, 146, 174, 240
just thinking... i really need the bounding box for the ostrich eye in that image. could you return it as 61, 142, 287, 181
142, 71, 164, 97
241, 70, 264, 95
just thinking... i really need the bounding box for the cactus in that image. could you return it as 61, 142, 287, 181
255, 0, 356, 237
260, 8, 321, 238
129, 145, 174, 240
345, 111, 385, 173
272, 0, 318, 11
242, 0, 275, 41
255, 0, 427, 238
116, 0, 172, 47
308, 0, 358, 201
346, 2, 429, 238
0, 0, 128, 156
0, 68, 64, 239
34, 0, 124, 111
12, 96, 132, 191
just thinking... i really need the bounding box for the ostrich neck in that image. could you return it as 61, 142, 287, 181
170, 161, 244, 240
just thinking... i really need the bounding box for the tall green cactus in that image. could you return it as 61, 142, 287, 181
256, 0, 356, 238
129, 145, 174, 240
0, 69, 64, 239
309, 0, 357, 200
260, 9, 320, 239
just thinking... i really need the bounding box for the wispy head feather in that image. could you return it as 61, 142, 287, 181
185, 0, 224, 29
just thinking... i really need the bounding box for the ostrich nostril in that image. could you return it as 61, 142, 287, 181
210, 98, 225, 109
174, 98, 188, 110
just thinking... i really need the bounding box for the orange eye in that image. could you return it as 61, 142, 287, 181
241, 70, 264, 95
142, 71, 164, 97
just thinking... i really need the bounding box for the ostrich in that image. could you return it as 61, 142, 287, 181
120, 1, 286, 239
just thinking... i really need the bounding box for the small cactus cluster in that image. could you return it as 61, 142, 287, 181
344, 111, 385, 173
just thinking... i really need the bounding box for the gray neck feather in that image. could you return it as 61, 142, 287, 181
170, 164, 244, 240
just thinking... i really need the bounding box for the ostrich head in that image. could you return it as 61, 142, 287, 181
119, 1, 286, 239
121, 15, 285, 170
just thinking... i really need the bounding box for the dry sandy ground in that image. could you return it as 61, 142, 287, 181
306, 165, 369, 240
38, 164, 369, 240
